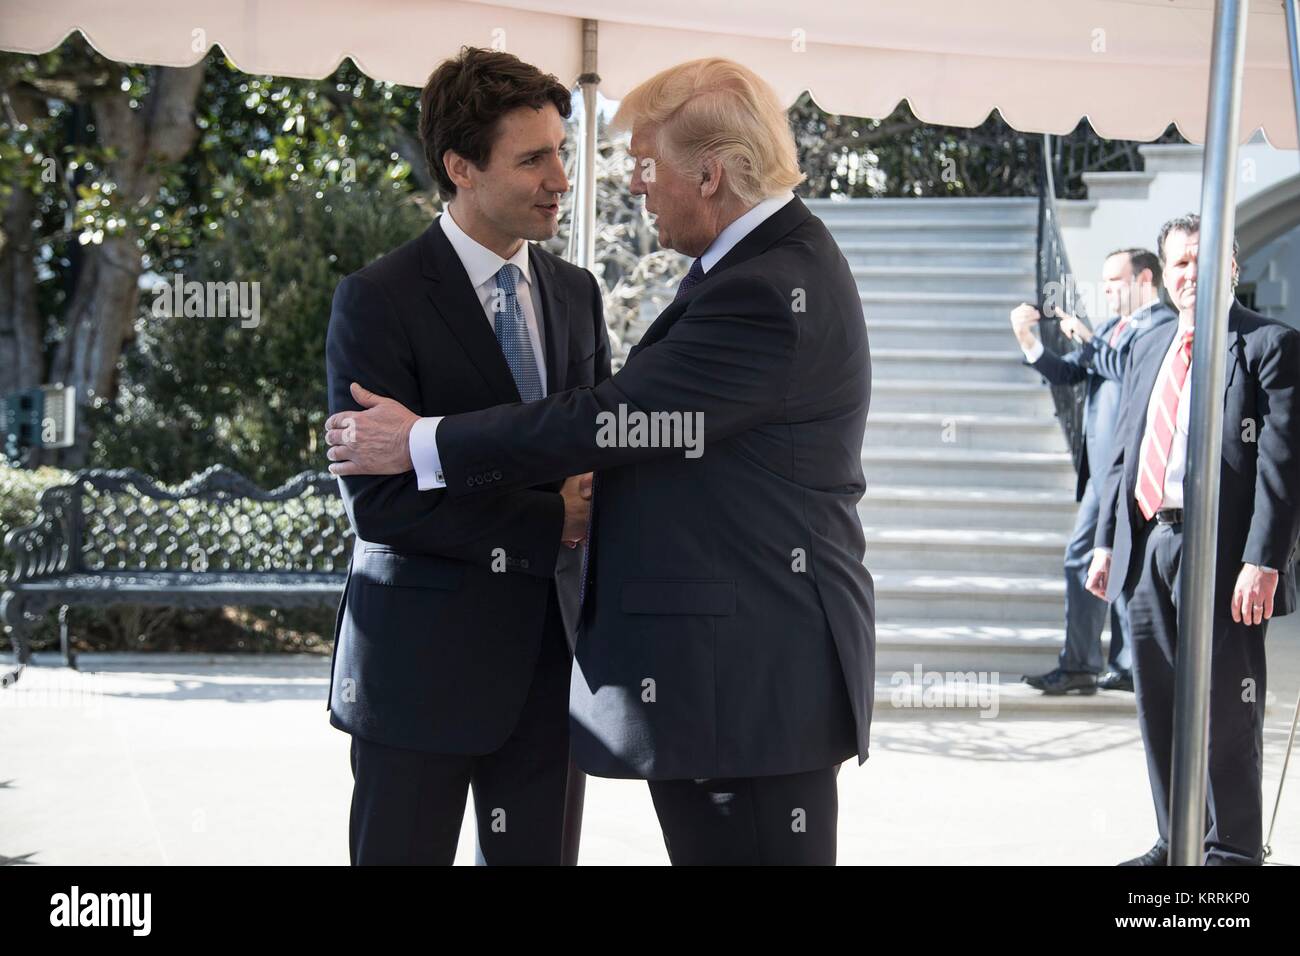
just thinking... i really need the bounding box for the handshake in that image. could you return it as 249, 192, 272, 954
560, 472, 594, 550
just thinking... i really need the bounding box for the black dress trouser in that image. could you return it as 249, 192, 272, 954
647, 764, 841, 865
1126, 519, 1269, 865
348, 586, 573, 865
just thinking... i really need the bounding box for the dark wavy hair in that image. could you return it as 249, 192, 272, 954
1157, 213, 1239, 265
419, 47, 572, 200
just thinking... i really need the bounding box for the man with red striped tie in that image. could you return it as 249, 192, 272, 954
1086, 213, 1300, 866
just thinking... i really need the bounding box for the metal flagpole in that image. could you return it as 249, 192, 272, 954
558, 18, 600, 867
1168, 0, 1249, 866
574, 19, 600, 272
1288, 2, 1300, 156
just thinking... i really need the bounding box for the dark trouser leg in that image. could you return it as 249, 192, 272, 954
1108, 588, 1133, 673
348, 734, 471, 865
470, 586, 574, 865
647, 765, 840, 865
1203, 613, 1267, 865
1125, 520, 1179, 846
1125, 521, 1268, 864
1060, 478, 1108, 674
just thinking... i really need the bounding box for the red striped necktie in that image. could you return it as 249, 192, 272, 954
1108, 315, 1130, 346
1136, 328, 1194, 520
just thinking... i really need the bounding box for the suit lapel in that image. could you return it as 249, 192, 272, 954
420, 216, 521, 404
529, 244, 570, 394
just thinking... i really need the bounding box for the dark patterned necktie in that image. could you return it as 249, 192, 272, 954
673, 258, 705, 302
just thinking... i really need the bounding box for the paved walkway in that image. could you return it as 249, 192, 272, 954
2, 617, 1297, 865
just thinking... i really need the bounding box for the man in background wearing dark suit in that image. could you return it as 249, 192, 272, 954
325, 57, 874, 865
1087, 213, 1300, 865
325, 48, 611, 865
1010, 249, 1176, 695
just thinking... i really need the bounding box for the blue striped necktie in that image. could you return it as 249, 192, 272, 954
492, 263, 544, 402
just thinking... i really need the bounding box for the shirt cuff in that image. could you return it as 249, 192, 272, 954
410, 416, 447, 490
1021, 338, 1045, 363
1260, 565, 1276, 573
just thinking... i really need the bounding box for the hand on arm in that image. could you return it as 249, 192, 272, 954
324, 273, 566, 574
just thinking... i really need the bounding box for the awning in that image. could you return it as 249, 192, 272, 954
1, 0, 1295, 146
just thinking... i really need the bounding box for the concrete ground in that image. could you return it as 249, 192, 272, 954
2, 616, 1298, 866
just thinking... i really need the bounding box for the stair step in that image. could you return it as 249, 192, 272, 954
806, 196, 1039, 218
872, 671, 1135, 717
837, 240, 1037, 270
864, 526, 1067, 573
859, 484, 1078, 532
865, 411, 1066, 453
871, 378, 1056, 415
866, 317, 1021, 350
862, 448, 1076, 490
860, 291, 1037, 324
832, 219, 1038, 244
870, 348, 1041, 383
852, 265, 1036, 296
872, 569, 1065, 623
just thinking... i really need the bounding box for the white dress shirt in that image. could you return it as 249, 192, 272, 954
409, 207, 548, 490
410, 192, 796, 491
1137, 322, 1194, 511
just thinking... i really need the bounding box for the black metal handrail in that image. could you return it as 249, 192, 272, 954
1035, 133, 1088, 476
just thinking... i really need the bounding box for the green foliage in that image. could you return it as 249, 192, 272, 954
92, 184, 432, 487
0, 464, 71, 581
790, 95, 1185, 199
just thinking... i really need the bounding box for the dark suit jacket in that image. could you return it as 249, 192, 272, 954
324, 216, 612, 754
432, 196, 872, 780
1030, 303, 1177, 500
1095, 302, 1300, 617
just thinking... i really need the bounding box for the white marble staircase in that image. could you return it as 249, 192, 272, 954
808, 197, 1101, 694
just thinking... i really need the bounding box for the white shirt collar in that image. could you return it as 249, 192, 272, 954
440, 204, 532, 290
699, 192, 795, 274
1121, 298, 1161, 324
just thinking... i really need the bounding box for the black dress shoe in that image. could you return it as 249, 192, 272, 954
1026, 668, 1097, 696
1021, 670, 1051, 690
1098, 669, 1134, 692
1119, 841, 1168, 866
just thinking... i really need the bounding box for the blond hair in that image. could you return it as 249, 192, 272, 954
611, 58, 804, 207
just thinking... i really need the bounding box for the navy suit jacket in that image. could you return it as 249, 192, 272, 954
1094, 302, 1300, 617
1029, 303, 1177, 501
324, 217, 612, 754
433, 197, 873, 780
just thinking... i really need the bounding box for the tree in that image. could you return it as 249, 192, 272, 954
0, 36, 427, 466
94, 183, 433, 488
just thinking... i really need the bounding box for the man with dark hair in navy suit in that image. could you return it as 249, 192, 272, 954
325, 47, 612, 865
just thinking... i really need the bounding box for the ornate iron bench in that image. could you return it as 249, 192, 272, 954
1, 465, 350, 687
